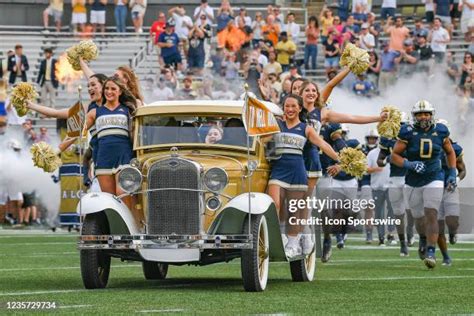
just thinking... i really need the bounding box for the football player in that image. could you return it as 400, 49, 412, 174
391, 101, 457, 269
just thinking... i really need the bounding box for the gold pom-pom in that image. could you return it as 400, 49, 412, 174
30, 142, 62, 173
377, 105, 402, 139
339, 147, 367, 179
10, 82, 38, 117
66, 40, 99, 71
339, 43, 370, 75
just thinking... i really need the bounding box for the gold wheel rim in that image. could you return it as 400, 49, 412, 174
258, 222, 269, 278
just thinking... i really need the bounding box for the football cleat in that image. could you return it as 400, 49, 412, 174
449, 234, 457, 245
442, 257, 452, 266
378, 238, 386, 247
321, 239, 332, 263
400, 241, 409, 257
407, 235, 415, 247
424, 247, 436, 269
300, 234, 315, 255
336, 234, 345, 249
418, 238, 427, 260
366, 231, 373, 244
387, 234, 398, 245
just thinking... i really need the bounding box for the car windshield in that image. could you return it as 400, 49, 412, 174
138, 115, 254, 149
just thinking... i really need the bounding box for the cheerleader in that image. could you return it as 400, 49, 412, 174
268, 94, 340, 257
83, 76, 142, 224
79, 58, 144, 106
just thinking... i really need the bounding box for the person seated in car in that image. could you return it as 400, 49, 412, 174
205, 125, 223, 144
220, 118, 247, 146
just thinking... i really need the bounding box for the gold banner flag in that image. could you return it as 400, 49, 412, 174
67, 101, 85, 137
242, 96, 280, 136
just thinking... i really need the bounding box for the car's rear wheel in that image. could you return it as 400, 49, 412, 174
142, 261, 168, 280
80, 212, 111, 289
290, 235, 316, 282
241, 214, 269, 292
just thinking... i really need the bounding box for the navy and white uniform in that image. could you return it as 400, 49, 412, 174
438, 140, 463, 220
303, 108, 323, 178
87, 101, 99, 163
379, 133, 408, 216
359, 144, 374, 202
269, 120, 309, 191
94, 103, 133, 175
398, 123, 450, 218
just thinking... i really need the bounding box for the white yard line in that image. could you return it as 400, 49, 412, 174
0, 242, 73, 246
58, 304, 93, 309
138, 309, 186, 313
320, 275, 474, 281
0, 252, 77, 257
0, 264, 141, 272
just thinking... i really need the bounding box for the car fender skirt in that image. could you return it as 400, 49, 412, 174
77, 192, 139, 235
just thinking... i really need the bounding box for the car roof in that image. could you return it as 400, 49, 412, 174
136, 100, 283, 117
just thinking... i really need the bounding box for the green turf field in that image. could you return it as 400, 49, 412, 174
0, 230, 473, 315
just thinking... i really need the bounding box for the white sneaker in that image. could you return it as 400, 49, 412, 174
281, 234, 288, 247
301, 234, 315, 255
285, 236, 302, 258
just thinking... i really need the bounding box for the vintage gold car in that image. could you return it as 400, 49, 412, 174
77, 100, 316, 292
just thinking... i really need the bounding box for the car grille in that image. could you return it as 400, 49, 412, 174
147, 158, 201, 235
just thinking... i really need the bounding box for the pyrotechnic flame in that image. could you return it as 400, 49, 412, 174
55, 53, 83, 91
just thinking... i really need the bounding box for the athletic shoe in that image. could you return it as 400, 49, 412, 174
5, 213, 16, 225
387, 234, 398, 245
336, 233, 345, 249
281, 234, 288, 247
301, 234, 315, 255
407, 235, 415, 247
285, 236, 302, 258
378, 238, 386, 247
400, 241, 409, 257
423, 248, 436, 269
442, 257, 452, 266
418, 238, 427, 260
321, 239, 332, 263
449, 234, 457, 245
366, 231, 373, 244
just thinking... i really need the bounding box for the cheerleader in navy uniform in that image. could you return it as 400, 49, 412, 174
268, 94, 341, 258
83, 76, 141, 222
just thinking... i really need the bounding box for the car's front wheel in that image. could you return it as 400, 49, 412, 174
241, 214, 269, 292
80, 212, 111, 289
142, 261, 168, 280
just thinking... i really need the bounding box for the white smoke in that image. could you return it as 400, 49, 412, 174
328, 70, 474, 188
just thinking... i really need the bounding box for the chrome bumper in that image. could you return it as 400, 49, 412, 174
78, 234, 253, 250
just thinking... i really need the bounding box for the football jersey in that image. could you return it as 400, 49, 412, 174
441, 140, 463, 182
379, 135, 407, 177
397, 123, 450, 187
359, 144, 374, 187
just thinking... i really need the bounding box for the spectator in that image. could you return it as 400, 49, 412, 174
460, 52, 473, 86
353, 0, 370, 13
416, 32, 435, 73
452, 0, 462, 30
379, 41, 399, 91
213, 81, 236, 100
89, 0, 107, 34
188, 22, 211, 75
447, 51, 461, 82
281, 63, 302, 82
384, 16, 410, 52
217, 19, 246, 52
36, 48, 58, 109
43, 0, 63, 33
413, 19, 428, 38
429, 17, 451, 63
130, 0, 147, 33
359, 23, 375, 50
434, 0, 453, 30
7, 45, 29, 85
263, 51, 282, 76
222, 53, 240, 81
176, 75, 196, 100
460, 0, 474, 41
150, 12, 166, 64
395, 39, 419, 77
275, 32, 296, 72
158, 20, 182, 70
114, 0, 128, 33
19, 192, 39, 226
381, 0, 397, 21
304, 16, 319, 70
279, 78, 292, 103
353, 74, 376, 96
258, 31, 275, 58
71, 0, 87, 33
319, 6, 334, 43
216, 0, 234, 34
194, 0, 214, 26
423, 0, 435, 24
353, 6, 368, 29
243, 51, 262, 95
210, 46, 225, 75
168, 6, 193, 53
262, 15, 280, 46
153, 77, 174, 100
367, 12, 383, 47
251, 12, 265, 48
332, 16, 347, 45
235, 8, 252, 27
338, 0, 351, 22
161, 66, 177, 90
323, 30, 341, 75
283, 12, 300, 44
267, 72, 282, 94
367, 50, 381, 87
37, 127, 51, 143
22, 119, 37, 146
345, 15, 360, 39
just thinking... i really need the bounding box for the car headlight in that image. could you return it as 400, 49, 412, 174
118, 167, 142, 193
203, 168, 228, 193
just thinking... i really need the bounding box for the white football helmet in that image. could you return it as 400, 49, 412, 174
365, 129, 379, 149
412, 100, 435, 128
7, 139, 22, 150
